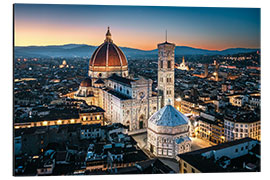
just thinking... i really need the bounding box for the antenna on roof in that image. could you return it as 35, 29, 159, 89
165, 30, 167, 43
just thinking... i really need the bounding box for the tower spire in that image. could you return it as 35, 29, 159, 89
105, 26, 112, 42
165, 30, 167, 43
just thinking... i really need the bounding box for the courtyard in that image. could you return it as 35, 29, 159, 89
132, 133, 212, 152
131, 133, 213, 173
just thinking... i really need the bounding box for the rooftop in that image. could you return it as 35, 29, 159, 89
116, 158, 175, 174
79, 105, 105, 113
158, 41, 175, 46
198, 116, 224, 126
225, 112, 260, 123
108, 74, 135, 86
103, 87, 131, 100
149, 105, 188, 127
94, 78, 105, 84
178, 138, 260, 172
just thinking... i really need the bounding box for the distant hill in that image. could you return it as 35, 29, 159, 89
14, 44, 259, 58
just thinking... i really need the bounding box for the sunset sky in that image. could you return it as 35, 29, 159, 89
14, 4, 260, 50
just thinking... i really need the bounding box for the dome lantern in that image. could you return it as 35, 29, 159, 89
105, 26, 112, 42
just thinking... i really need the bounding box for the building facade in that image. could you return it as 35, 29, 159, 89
147, 105, 191, 158
74, 77, 99, 106
224, 112, 260, 142
177, 56, 189, 71
178, 138, 260, 173
100, 74, 161, 132
197, 117, 225, 144
157, 41, 175, 107
228, 95, 249, 107
14, 105, 105, 129
71, 28, 162, 134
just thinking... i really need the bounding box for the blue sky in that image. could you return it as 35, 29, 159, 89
14, 4, 260, 50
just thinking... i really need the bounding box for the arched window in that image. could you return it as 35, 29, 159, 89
160, 61, 163, 68
167, 61, 171, 68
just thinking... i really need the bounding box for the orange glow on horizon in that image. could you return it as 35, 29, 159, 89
15, 20, 259, 51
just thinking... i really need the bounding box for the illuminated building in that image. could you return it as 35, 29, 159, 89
157, 40, 175, 107
197, 117, 225, 144
224, 112, 260, 142
147, 39, 192, 159
178, 138, 260, 173
177, 56, 189, 71
74, 77, 99, 106
175, 97, 182, 111
192, 61, 222, 81
99, 75, 161, 133
88, 27, 128, 79
178, 98, 197, 114
71, 28, 162, 134
59, 60, 69, 68
147, 105, 191, 158
228, 94, 249, 107
14, 105, 105, 129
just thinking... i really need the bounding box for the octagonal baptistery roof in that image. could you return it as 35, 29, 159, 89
88, 27, 128, 78
148, 105, 189, 134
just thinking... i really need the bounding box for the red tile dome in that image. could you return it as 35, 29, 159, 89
89, 27, 128, 72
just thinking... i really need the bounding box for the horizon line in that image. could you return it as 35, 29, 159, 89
14, 43, 260, 52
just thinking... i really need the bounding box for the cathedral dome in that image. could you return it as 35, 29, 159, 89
80, 77, 92, 87
88, 27, 128, 78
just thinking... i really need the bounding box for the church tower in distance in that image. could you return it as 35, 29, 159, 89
157, 40, 175, 108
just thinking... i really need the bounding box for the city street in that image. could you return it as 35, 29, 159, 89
190, 137, 213, 151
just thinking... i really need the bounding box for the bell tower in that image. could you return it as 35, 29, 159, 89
157, 37, 175, 107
